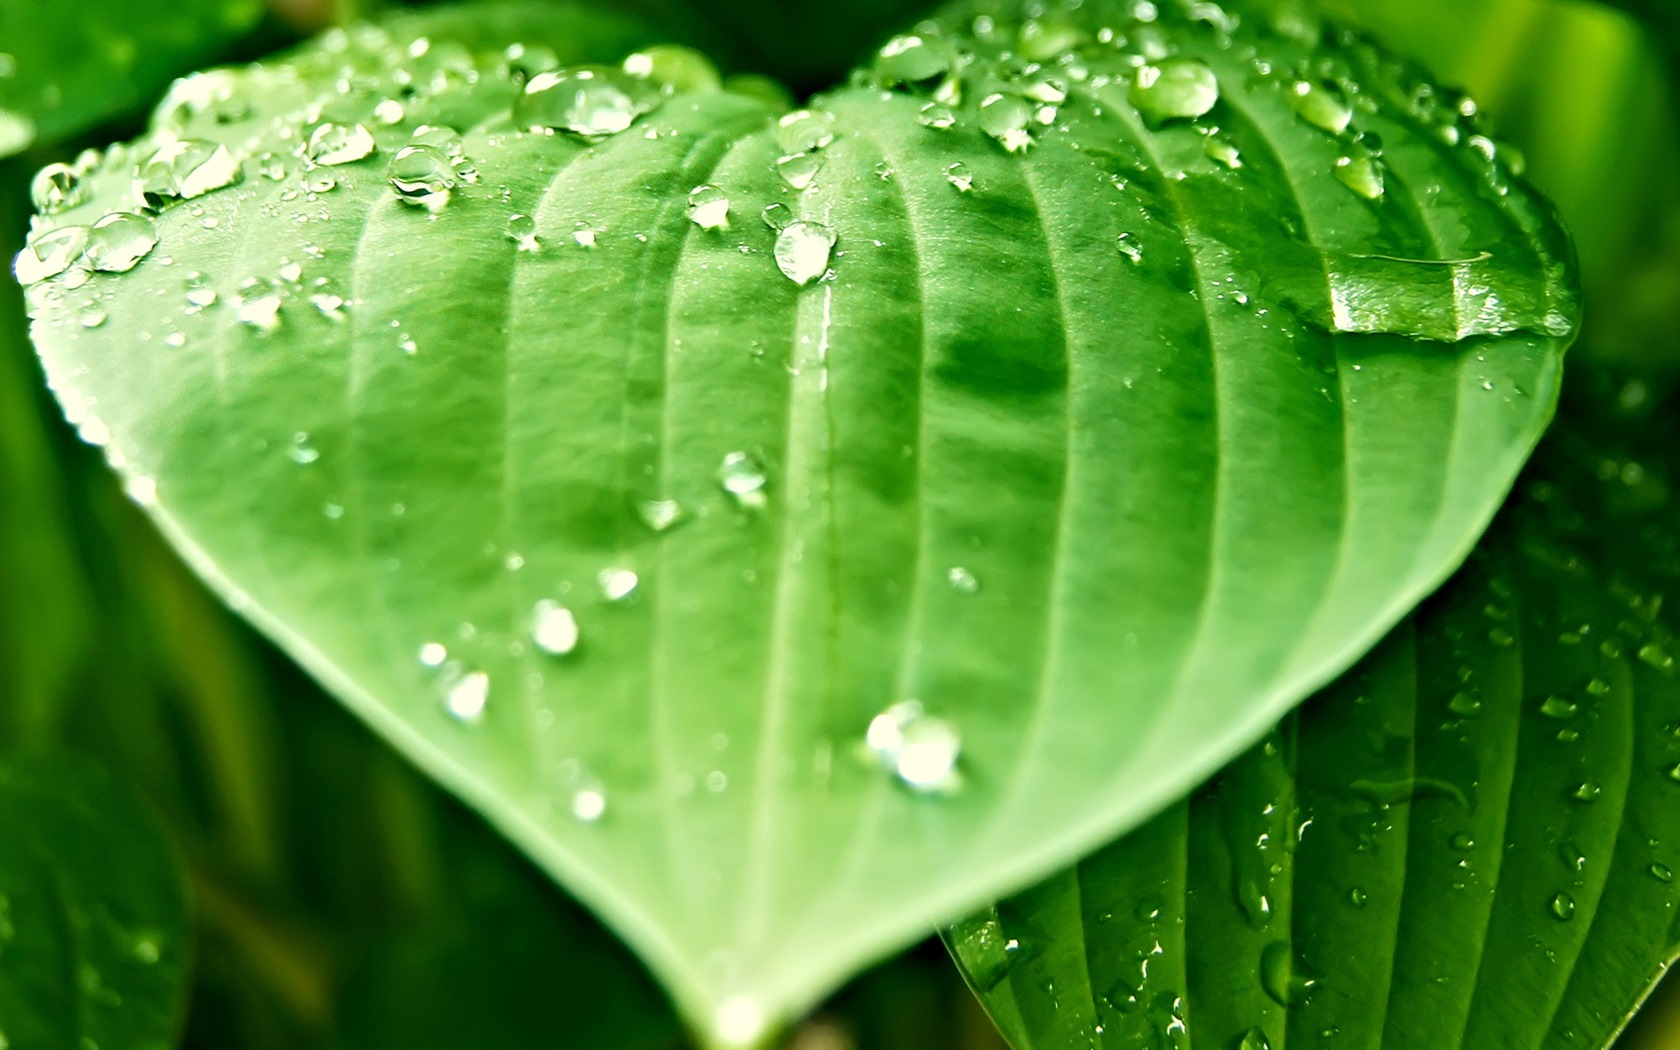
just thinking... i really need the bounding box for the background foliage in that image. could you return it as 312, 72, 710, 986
0, 0, 1676, 1047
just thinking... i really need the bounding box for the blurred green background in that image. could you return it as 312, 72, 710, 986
1, 0, 1677, 1046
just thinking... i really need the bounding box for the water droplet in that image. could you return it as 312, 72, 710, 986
419, 642, 448, 668
287, 433, 319, 465
1540, 695, 1578, 719
85, 213, 159, 273
944, 162, 974, 192
1292, 80, 1352, 135
0, 111, 36, 157
775, 109, 838, 154
1447, 691, 1482, 717
1667, 763, 1680, 784
1334, 143, 1385, 200
718, 451, 769, 506
1652, 863, 1675, 883
233, 276, 281, 333
572, 226, 597, 248
866, 700, 962, 793
947, 566, 980, 593
515, 67, 659, 139
979, 93, 1035, 152
387, 144, 456, 209
13, 225, 89, 285
713, 995, 766, 1049
945, 912, 1017, 991
77, 306, 107, 329
622, 44, 721, 95
638, 498, 685, 532
773, 220, 835, 286
531, 600, 580, 656
1130, 59, 1220, 123
875, 34, 951, 85
373, 99, 406, 125
1205, 136, 1242, 168
1573, 781, 1602, 803
136, 139, 241, 205
31, 163, 85, 213
1239, 1028, 1272, 1050
305, 122, 376, 166
1450, 832, 1476, 851
1260, 941, 1316, 1007
571, 782, 607, 822
130, 933, 161, 965
1348, 886, 1368, 907
1587, 677, 1613, 696
776, 152, 825, 191
1116, 232, 1143, 264
918, 102, 957, 129
505, 213, 540, 251
1550, 892, 1576, 921
445, 670, 490, 722
598, 567, 639, 602
687, 184, 730, 229
1640, 643, 1674, 671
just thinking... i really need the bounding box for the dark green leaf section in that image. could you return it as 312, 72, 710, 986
949, 369, 1680, 1050
0, 0, 262, 157
20, 0, 1577, 1038
0, 755, 191, 1050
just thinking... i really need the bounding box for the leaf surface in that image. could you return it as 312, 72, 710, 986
20, 0, 1578, 1039
0, 755, 191, 1050
948, 368, 1680, 1050
0, 0, 262, 157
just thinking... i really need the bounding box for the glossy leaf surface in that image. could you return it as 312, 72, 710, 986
0, 755, 190, 1050
20, 0, 1578, 1038
949, 369, 1680, 1050
0, 0, 262, 156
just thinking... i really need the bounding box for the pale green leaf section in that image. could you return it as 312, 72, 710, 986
20, 0, 1577, 1041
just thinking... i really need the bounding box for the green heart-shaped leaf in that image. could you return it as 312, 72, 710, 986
0, 755, 190, 1050
18, 0, 1579, 1039
0, 0, 262, 157
947, 368, 1680, 1050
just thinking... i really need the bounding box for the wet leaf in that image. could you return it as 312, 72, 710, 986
949, 368, 1680, 1050
20, 0, 1578, 1040
0, 754, 190, 1050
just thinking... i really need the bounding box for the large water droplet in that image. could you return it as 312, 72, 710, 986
136, 139, 241, 206
85, 213, 159, 273
571, 780, 608, 822
775, 152, 824, 191
13, 225, 89, 285
1334, 142, 1385, 200
1260, 941, 1316, 1006
387, 144, 456, 209
761, 203, 793, 231
775, 109, 838, 154
774, 221, 835, 286
947, 566, 980, 594
1550, 891, 1576, 921
946, 912, 1017, 991
687, 184, 730, 229
918, 102, 957, 129
1130, 59, 1220, 124
944, 162, 974, 192
866, 700, 962, 793
505, 213, 540, 251
979, 93, 1035, 152
1291, 80, 1352, 135
598, 567, 639, 602
305, 122, 376, 166
1540, 695, 1578, 719
638, 498, 685, 532
515, 67, 659, 139
531, 600, 580, 656
875, 34, 952, 85
1239, 1028, 1272, 1050
1116, 232, 1144, 265
0, 111, 36, 156
419, 642, 448, 668
31, 163, 85, 214
718, 451, 768, 507
234, 277, 281, 333
623, 44, 721, 95
445, 670, 490, 722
